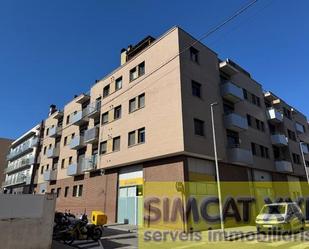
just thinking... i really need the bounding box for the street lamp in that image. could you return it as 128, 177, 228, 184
299, 142, 309, 184
210, 102, 224, 234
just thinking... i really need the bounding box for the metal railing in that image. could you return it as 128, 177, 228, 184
5, 156, 35, 174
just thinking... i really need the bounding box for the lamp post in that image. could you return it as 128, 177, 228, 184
300, 142, 309, 184
210, 102, 224, 234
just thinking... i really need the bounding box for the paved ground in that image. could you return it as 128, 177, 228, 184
52, 225, 138, 249
52, 224, 309, 249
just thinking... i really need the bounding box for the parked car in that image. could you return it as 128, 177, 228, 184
256, 202, 305, 234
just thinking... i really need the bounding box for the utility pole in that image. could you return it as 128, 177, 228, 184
210, 102, 224, 234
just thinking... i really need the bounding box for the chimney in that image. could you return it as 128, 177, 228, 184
49, 104, 57, 116
120, 48, 127, 66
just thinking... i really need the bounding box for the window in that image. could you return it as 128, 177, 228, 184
283, 107, 292, 119
226, 130, 240, 147
287, 129, 296, 141
261, 121, 265, 132
130, 62, 145, 82
72, 185, 77, 197
103, 85, 110, 98
69, 156, 72, 165
190, 47, 199, 63
128, 131, 136, 146
243, 89, 248, 100
71, 133, 75, 139
64, 187, 69, 197
138, 62, 145, 77
46, 164, 49, 171
78, 185, 83, 197
64, 136, 67, 146
43, 146, 47, 155
251, 94, 256, 105
56, 188, 61, 198
100, 141, 107, 154
114, 106, 122, 120
129, 98, 137, 113
138, 93, 145, 108
51, 189, 55, 194
41, 166, 44, 174
113, 136, 121, 151
66, 115, 70, 125
138, 128, 145, 143
292, 153, 301, 164
129, 67, 137, 82
260, 145, 265, 158
102, 112, 109, 124
194, 119, 204, 136
115, 77, 122, 91
192, 81, 201, 98
255, 119, 260, 130
61, 159, 65, 169
251, 143, 256, 155
247, 114, 252, 127
46, 128, 49, 136
296, 122, 305, 133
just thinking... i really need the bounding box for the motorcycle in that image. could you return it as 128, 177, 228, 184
53, 212, 103, 245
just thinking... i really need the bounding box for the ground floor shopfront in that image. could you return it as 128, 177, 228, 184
35, 155, 308, 228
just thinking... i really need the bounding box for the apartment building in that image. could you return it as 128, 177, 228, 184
29, 26, 308, 226
2, 124, 43, 194
0, 138, 14, 189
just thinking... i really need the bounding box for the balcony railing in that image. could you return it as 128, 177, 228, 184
5, 156, 35, 174
221, 82, 244, 103
227, 147, 253, 165
2, 174, 31, 187
67, 155, 98, 176
267, 108, 283, 123
301, 143, 309, 154
224, 113, 248, 132
44, 170, 57, 181
87, 100, 101, 118
71, 109, 89, 125
275, 160, 293, 173
271, 134, 288, 147
46, 146, 60, 158
84, 127, 99, 144
82, 154, 98, 172
49, 126, 62, 138
69, 136, 85, 150
7, 137, 38, 161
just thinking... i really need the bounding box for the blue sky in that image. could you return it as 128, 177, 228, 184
0, 0, 308, 139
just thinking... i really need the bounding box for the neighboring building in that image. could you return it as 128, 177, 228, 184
2, 124, 43, 194
28, 26, 308, 225
0, 138, 14, 190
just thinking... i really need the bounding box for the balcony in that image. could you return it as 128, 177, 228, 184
87, 100, 101, 118
84, 127, 99, 144
6, 139, 36, 161
271, 134, 288, 147
49, 126, 62, 138
2, 174, 31, 187
221, 82, 244, 103
44, 170, 57, 181
301, 143, 309, 154
46, 147, 60, 158
5, 156, 35, 174
82, 155, 98, 172
275, 161, 293, 173
224, 113, 248, 132
267, 108, 283, 123
67, 162, 83, 176
69, 136, 85, 150
71, 109, 88, 126
227, 147, 253, 165
219, 59, 239, 76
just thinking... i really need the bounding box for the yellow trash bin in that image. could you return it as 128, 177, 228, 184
91, 211, 107, 226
